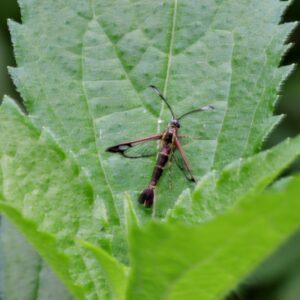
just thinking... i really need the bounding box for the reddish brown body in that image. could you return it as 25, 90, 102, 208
105, 85, 214, 208
139, 127, 177, 207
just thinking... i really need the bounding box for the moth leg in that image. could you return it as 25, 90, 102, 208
174, 137, 196, 183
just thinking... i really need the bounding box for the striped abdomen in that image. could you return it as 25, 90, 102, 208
138, 130, 174, 207
149, 145, 172, 186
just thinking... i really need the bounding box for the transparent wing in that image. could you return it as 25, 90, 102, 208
106, 134, 162, 159
173, 150, 195, 182
121, 140, 159, 158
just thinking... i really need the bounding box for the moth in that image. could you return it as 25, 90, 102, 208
106, 85, 214, 207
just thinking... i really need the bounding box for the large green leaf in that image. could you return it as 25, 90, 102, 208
127, 176, 300, 300
0, 217, 72, 300
8, 0, 293, 218
0, 98, 112, 300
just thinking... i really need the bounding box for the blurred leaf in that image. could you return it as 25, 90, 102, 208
78, 194, 139, 300
80, 240, 129, 300
0, 98, 112, 300
127, 176, 300, 300
228, 230, 300, 300
168, 135, 300, 223
0, 217, 72, 300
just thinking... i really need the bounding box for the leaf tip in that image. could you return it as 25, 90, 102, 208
124, 192, 140, 231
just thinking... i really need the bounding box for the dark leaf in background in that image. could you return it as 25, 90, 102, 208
0, 0, 20, 102
0, 218, 72, 300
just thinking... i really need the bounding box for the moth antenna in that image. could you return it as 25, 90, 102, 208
178, 105, 215, 120
149, 85, 176, 119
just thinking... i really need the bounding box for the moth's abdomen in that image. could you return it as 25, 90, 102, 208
139, 129, 175, 208
150, 145, 171, 185
138, 187, 154, 208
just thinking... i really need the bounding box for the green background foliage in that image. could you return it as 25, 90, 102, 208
0, 0, 300, 299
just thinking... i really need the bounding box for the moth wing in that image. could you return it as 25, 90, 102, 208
106, 134, 162, 159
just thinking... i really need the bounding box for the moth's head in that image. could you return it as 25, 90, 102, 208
170, 119, 180, 128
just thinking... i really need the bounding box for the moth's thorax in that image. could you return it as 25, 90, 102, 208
163, 126, 178, 144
